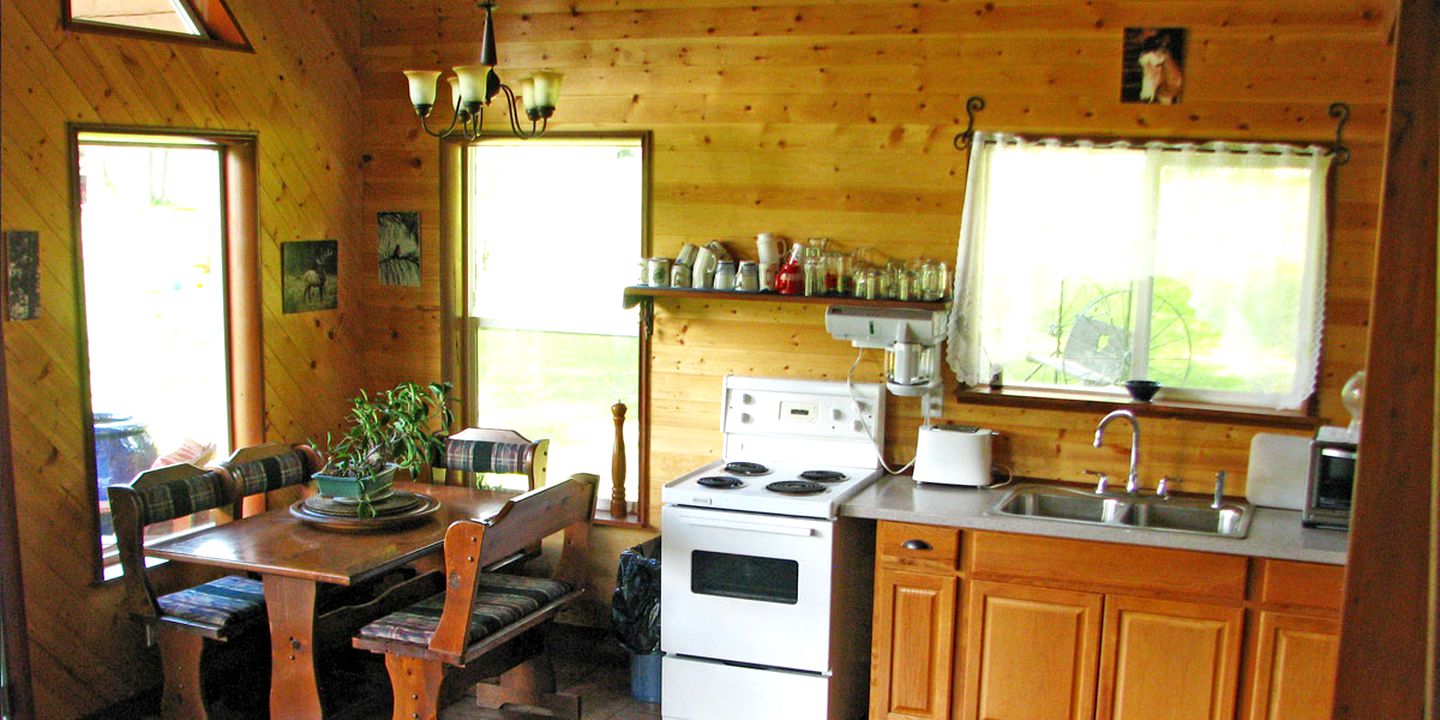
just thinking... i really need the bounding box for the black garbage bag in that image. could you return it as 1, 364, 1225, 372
611, 537, 661, 655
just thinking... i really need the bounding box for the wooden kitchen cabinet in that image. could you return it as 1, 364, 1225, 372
1097, 594, 1245, 720
1241, 559, 1344, 720
872, 568, 957, 719
868, 523, 1342, 720
1244, 612, 1339, 720
871, 522, 960, 720
960, 580, 1102, 720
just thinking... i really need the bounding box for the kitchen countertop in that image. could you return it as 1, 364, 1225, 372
842, 475, 1349, 565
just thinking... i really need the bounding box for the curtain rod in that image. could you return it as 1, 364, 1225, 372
952, 96, 1352, 165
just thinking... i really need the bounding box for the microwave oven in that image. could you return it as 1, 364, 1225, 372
1302, 437, 1356, 530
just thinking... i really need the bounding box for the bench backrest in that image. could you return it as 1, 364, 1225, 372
428, 473, 598, 657
109, 463, 241, 620
433, 428, 549, 490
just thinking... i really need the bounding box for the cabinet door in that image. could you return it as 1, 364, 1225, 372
960, 580, 1103, 720
871, 568, 957, 720
1097, 595, 1245, 720
1245, 612, 1339, 720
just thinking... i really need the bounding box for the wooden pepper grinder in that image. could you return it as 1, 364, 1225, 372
610, 401, 628, 518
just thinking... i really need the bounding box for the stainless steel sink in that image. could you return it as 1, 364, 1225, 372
987, 484, 1252, 538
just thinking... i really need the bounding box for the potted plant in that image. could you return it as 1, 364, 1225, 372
315, 381, 453, 517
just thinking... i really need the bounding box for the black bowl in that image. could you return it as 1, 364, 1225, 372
1124, 380, 1161, 402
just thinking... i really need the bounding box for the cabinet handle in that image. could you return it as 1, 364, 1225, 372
902, 539, 932, 551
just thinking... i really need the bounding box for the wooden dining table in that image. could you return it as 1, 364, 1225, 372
145, 481, 518, 720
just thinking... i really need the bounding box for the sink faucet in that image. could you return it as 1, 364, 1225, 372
1094, 410, 1142, 494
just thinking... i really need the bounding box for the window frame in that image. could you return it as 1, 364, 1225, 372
439, 130, 653, 527
69, 124, 263, 585
950, 133, 1334, 422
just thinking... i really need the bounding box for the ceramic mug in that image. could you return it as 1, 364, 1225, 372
704, 240, 733, 263
693, 246, 718, 289
759, 261, 778, 291
737, 261, 760, 292
756, 233, 790, 265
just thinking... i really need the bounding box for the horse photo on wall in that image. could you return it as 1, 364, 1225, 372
282, 239, 338, 313
1121, 27, 1186, 105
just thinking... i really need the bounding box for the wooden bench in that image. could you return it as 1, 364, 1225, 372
353, 473, 598, 720
109, 463, 262, 719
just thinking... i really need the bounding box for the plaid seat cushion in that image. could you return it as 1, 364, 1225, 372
157, 575, 265, 633
357, 574, 572, 648
132, 471, 229, 525
226, 449, 311, 496
439, 439, 531, 475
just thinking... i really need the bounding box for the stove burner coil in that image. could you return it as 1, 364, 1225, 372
724, 461, 771, 476
799, 470, 848, 483
766, 480, 827, 495
697, 476, 745, 489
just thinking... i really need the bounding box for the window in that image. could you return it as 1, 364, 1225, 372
463, 135, 647, 518
75, 130, 257, 581
65, 0, 251, 50
949, 134, 1331, 410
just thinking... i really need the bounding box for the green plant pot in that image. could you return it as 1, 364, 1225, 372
314, 463, 397, 502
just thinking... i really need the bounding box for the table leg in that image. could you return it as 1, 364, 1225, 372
264, 574, 323, 720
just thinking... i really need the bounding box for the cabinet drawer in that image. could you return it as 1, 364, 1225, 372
877, 521, 960, 572
966, 531, 1248, 602
1255, 560, 1344, 614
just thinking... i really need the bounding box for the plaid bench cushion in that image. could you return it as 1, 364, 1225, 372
357, 574, 573, 648
133, 470, 230, 526
157, 575, 266, 633
439, 439, 531, 475
225, 449, 311, 496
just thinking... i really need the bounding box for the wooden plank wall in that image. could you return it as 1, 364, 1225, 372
358, 0, 1394, 534
0, 0, 365, 716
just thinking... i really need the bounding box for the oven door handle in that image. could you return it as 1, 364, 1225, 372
683, 516, 816, 537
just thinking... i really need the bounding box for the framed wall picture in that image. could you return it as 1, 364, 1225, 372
1122, 27, 1187, 105
281, 240, 337, 313
377, 211, 421, 287
3, 230, 40, 321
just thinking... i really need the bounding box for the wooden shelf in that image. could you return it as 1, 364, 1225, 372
623, 286, 948, 311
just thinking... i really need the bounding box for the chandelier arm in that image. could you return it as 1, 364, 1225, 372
419, 97, 466, 139
498, 82, 526, 138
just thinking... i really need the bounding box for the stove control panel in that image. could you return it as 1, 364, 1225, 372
720, 377, 885, 468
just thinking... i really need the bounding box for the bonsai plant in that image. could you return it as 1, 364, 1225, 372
316, 381, 453, 517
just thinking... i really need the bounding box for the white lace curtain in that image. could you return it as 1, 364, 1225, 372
946, 132, 1333, 409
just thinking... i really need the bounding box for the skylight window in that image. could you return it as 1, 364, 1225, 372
68, 0, 204, 36
65, 0, 251, 50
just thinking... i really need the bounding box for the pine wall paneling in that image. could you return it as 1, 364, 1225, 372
0, 0, 366, 716
357, 0, 1393, 615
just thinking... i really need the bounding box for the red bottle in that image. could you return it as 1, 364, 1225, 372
774, 245, 805, 295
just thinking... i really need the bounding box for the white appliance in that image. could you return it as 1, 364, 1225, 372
913, 423, 995, 486
661, 376, 885, 720
824, 305, 946, 420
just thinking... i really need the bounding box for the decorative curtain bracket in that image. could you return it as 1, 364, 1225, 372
1329, 102, 1351, 166
952, 96, 987, 151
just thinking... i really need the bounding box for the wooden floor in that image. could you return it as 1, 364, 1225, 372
118, 625, 660, 720
440, 625, 660, 720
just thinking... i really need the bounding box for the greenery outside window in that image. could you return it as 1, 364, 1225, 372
463, 135, 647, 520
949, 133, 1332, 411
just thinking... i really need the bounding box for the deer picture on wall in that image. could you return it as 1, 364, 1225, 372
282, 239, 338, 313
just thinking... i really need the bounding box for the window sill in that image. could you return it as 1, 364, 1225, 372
593, 503, 647, 529
954, 385, 1323, 429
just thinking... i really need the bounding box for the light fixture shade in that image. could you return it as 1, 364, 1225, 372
446, 76, 464, 107
519, 77, 538, 113
454, 65, 488, 107
531, 71, 563, 110
402, 70, 442, 109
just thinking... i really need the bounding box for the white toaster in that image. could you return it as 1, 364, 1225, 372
913, 424, 994, 486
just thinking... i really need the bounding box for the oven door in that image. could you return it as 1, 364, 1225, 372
661, 504, 835, 673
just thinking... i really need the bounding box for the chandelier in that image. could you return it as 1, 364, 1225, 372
401, 3, 561, 141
